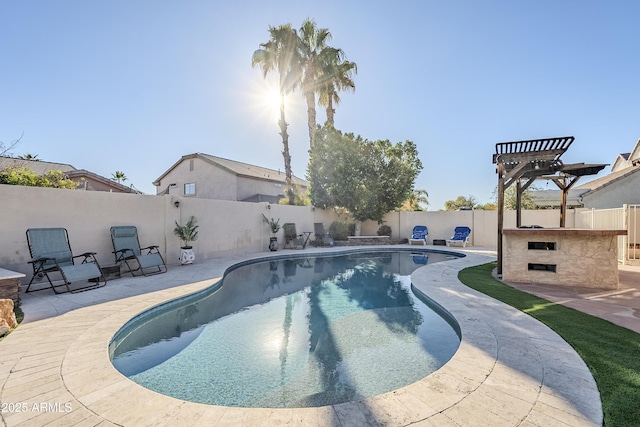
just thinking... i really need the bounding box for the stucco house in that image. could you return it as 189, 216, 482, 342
576, 138, 640, 209
0, 156, 139, 193
153, 153, 309, 203
530, 138, 640, 209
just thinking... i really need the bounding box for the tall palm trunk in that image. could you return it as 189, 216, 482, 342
325, 86, 336, 125
305, 91, 317, 145
278, 90, 292, 186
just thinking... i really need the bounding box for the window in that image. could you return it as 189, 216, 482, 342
184, 182, 196, 196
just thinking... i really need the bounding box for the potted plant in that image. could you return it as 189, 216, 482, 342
262, 213, 281, 251
174, 216, 199, 264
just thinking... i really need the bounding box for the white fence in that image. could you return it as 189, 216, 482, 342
577, 204, 640, 264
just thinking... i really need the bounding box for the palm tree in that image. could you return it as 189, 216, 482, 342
297, 19, 337, 146
401, 189, 430, 211
318, 58, 357, 126
19, 153, 39, 161
111, 171, 127, 184
252, 24, 301, 188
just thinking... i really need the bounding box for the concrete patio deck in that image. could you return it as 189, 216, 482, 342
0, 246, 604, 426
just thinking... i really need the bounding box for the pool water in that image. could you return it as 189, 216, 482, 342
110, 250, 461, 408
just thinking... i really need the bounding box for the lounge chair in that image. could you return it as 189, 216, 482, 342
110, 226, 167, 276
446, 226, 471, 247
313, 222, 334, 247
25, 227, 106, 294
412, 252, 429, 265
409, 225, 428, 245
283, 223, 305, 249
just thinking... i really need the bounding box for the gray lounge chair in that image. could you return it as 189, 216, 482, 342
26, 227, 106, 294
110, 226, 167, 276
313, 223, 334, 247
283, 223, 305, 249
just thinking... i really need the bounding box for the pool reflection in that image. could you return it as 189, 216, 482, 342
110, 251, 460, 408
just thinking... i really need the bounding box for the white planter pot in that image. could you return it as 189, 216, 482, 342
180, 247, 195, 265
269, 236, 279, 251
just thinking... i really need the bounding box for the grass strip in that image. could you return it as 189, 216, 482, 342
458, 262, 640, 426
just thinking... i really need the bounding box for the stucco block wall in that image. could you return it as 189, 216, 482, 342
1, 185, 166, 275
1, 184, 584, 284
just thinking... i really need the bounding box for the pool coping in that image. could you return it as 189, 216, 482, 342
0, 246, 602, 426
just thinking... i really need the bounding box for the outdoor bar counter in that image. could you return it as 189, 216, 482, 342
502, 228, 627, 289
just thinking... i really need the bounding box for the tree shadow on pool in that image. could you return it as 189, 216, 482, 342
293, 255, 431, 407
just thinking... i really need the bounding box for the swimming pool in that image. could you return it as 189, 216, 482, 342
110, 249, 462, 408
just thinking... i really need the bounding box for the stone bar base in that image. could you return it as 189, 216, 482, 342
0, 268, 25, 308
503, 228, 627, 290
344, 236, 392, 245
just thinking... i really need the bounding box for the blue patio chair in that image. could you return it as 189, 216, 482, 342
446, 226, 471, 247
409, 225, 428, 245
26, 228, 106, 294
110, 226, 167, 277
412, 252, 429, 265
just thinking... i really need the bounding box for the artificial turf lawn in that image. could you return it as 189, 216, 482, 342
458, 262, 640, 426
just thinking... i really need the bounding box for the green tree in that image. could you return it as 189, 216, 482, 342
252, 24, 301, 190
0, 166, 76, 189
399, 189, 429, 211
444, 195, 479, 211
297, 18, 336, 146
308, 125, 423, 234
318, 57, 357, 126
278, 184, 310, 206
111, 171, 128, 183
476, 202, 497, 210
492, 184, 540, 210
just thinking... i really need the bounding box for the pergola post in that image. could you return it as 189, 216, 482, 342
497, 164, 505, 276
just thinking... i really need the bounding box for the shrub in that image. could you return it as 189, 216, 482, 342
377, 225, 392, 236
0, 166, 77, 189
329, 221, 349, 240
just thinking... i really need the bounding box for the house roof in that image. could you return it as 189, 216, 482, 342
0, 156, 139, 193
67, 169, 141, 193
611, 153, 631, 172
0, 156, 76, 174
153, 153, 309, 187
576, 164, 640, 197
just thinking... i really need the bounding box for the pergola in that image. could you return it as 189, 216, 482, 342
493, 136, 607, 275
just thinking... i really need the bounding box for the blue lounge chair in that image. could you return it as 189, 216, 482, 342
26, 228, 106, 294
409, 225, 428, 245
111, 226, 167, 277
447, 226, 471, 247
412, 252, 429, 264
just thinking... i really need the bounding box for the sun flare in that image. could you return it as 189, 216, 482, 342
244, 73, 303, 129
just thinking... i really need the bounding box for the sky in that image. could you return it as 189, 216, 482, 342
1, 1, 639, 210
